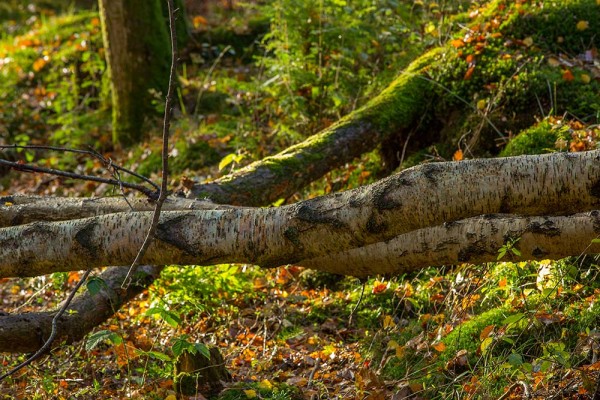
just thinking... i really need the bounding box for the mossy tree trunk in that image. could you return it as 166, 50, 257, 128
98, 0, 178, 147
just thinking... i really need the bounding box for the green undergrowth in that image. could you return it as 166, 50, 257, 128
375, 256, 600, 398
0, 8, 108, 150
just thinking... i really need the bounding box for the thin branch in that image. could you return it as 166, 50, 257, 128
0, 269, 92, 382
0, 158, 157, 199
348, 281, 366, 326
0, 144, 158, 190
122, 0, 178, 287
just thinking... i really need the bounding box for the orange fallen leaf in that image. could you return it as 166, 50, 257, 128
479, 325, 494, 340
372, 281, 388, 294
562, 69, 574, 81
451, 39, 465, 48
433, 342, 446, 352
32, 58, 47, 72
464, 65, 475, 80
452, 149, 463, 161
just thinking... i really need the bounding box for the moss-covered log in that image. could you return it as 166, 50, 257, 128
188, 0, 600, 206
187, 49, 442, 205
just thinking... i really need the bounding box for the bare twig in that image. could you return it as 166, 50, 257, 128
0, 144, 159, 191
348, 281, 366, 325
307, 357, 321, 387
122, 0, 178, 287
0, 269, 92, 382
0, 158, 157, 199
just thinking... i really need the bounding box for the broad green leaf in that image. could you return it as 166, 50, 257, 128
503, 313, 525, 325
195, 343, 211, 359
507, 352, 523, 367
172, 337, 193, 357
86, 277, 107, 296
145, 351, 172, 362
161, 310, 181, 328
85, 330, 122, 351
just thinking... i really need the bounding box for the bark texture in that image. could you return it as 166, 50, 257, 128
300, 212, 600, 276
2, 151, 600, 278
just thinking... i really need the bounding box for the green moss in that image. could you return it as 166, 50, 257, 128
506, 0, 600, 54
361, 47, 443, 132
439, 307, 510, 363
500, 120, 557, 156
171, 140, 221, 172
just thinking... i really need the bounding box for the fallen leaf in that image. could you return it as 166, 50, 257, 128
464, 65, 475, 80
562, 69, 574, 81
479, 325, 494, 340
433, 342, 446, 352
372, 281, 388, 294
451, 39, 465, 48
576, 20, 589, 31
522, 37, 534, 47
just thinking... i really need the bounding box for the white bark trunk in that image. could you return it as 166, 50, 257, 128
2, 150, 600, 278
300, 212, 600, 276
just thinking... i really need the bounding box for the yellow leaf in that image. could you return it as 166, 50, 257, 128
576, 20, 589, 31
244, 389, 257, 398
547, 57, 561, 67
387, 340, 399, 350
522, 37, 534, 47
396, 345, 405, 358
258, 380, 273, 390
425, 23, 437, 37
476, 99, 487, 110
4, 202, 13, 206
479, 337, 493, 355
383, 315, 396, 329
581, 74, 591, 84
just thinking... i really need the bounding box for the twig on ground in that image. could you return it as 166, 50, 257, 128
307, 357, 321, 387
